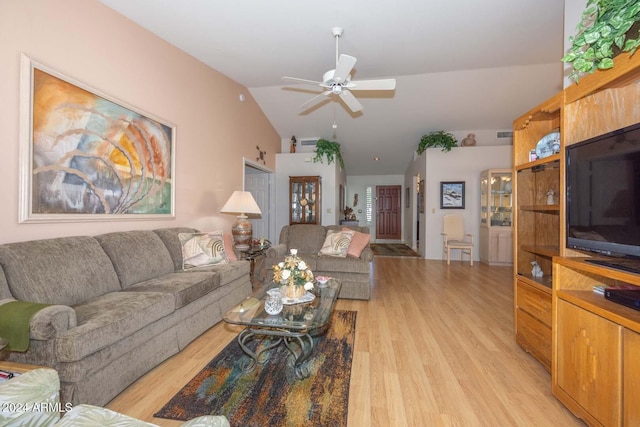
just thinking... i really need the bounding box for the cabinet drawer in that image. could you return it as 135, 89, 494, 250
516, 308, 551, 370
516, 281, 551, 326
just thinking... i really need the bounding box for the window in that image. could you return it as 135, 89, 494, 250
365, 187, 372, 223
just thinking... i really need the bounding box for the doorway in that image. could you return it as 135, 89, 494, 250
376, 185, 402, 240
243, 159, 275, 243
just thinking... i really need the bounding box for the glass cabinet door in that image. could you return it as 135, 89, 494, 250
289, 176, 321, 225
489, 170, 512, 227
480, 171, 489, 226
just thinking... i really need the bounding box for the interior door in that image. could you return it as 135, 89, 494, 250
244, 165, 271, 242
376, 185, 401, 240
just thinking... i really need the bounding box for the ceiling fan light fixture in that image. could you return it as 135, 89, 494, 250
282, 27, 396, 114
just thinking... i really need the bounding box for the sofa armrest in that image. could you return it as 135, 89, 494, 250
359, 246, 374, 263
266, 244, 287, 259
0, 299, 76, 342
30, 305, 77, 340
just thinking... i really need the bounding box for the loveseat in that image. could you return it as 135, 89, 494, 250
0, 227, 251, 407
263, 224, 373, 300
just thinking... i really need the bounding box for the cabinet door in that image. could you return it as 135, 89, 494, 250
624, 328, 640, 426
556, 299, 622, 427
289, 176, 321, 225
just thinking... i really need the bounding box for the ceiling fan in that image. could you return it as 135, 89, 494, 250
283, 27, 396, 113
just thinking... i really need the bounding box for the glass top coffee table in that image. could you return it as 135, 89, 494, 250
223, 278, 341, 379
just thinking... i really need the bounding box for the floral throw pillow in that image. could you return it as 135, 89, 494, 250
318, 229, 355, 257
179, 232, 228, 270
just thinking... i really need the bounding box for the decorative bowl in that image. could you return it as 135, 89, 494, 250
316, 275, 330, 285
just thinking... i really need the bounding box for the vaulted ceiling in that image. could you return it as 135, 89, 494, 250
100, 0, 566, 175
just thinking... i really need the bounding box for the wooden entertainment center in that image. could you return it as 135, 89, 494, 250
513, 50, 640, 426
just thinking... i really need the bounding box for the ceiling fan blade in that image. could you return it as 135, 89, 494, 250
339, 90, 363, 113
333, 54, 357, 83
349, 78, 396, 91
282, 76, 323, 86
299, 91, 331, 111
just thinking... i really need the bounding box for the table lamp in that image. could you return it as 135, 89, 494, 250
220, 191, 262, 251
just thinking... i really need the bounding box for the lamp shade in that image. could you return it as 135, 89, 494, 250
220, 191, 261, 251
220, 191, 262, 216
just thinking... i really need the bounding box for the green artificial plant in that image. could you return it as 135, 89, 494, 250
417, 131, 458, 154
313, 138, 345, 169
563, 0, 640, 82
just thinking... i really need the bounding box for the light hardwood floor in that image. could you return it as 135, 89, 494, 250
107, 257, 584, 426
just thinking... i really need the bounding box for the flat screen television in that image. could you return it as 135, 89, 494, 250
566, 122, 640, 266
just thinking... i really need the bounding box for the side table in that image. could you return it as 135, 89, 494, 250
240, 244, 271, 288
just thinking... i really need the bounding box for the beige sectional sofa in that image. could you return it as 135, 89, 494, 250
263, 224, 373, 300
0, 227, 251, 406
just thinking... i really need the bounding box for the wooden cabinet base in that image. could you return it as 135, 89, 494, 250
516, 308, 551, 371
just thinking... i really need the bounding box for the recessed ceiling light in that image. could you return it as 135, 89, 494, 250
374, 157, 380, 161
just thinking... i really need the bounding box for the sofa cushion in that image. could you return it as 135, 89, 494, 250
182, 261, 250, 286
122, 272, 220, 309
316, 256, 371, 274
318, 229, 355, 257
283, 225, 327, 254
0, 236, 121, 306
153, 227, 200, 271
178, 232, 228, 269
56, 291, 175, 362
343, 227, 371, 258
95, 231, 174, 288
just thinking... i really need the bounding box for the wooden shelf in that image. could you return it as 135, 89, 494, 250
520, 204, 560, 212
557, 289, 640, 335
515, 154, 560, 171
516, 273, 552, 291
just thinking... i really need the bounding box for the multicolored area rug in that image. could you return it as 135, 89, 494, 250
155, 310, 356, 427
370, 243, 420, 257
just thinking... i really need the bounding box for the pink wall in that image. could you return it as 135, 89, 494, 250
0, 0, 280, 244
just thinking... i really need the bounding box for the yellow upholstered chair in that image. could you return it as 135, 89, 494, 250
441, 214, 474, 265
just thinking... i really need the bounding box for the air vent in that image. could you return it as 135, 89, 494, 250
299, 138, 319, 146
497, 131, 513, 138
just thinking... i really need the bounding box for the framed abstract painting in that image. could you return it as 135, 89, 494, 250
19, 54, 176, 223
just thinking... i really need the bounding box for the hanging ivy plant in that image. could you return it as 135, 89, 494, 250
563, 0, 640, 82
313, 138, 345, 169
417, 131, 458, 154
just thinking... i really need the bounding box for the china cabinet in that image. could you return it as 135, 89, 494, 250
289, 176, 321, 225
479, 169, 513, 265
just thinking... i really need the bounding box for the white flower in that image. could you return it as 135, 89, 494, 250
304, 282, 314, 291
278, 262, 284, 268
298, 260, 307, 270
282, 270, 291, 280
290, 249, 298, 255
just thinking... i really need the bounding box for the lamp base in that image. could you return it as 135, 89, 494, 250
232, 215, 252, 251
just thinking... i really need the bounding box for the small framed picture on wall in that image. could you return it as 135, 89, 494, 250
440, 181, 465, 209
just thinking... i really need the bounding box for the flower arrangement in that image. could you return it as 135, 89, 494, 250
272, 249, 314, 298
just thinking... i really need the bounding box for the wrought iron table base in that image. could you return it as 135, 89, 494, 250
237, 327, 315, 379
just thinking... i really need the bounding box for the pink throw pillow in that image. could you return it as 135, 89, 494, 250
223, 233, 238, 261
343, 227, 370, 258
